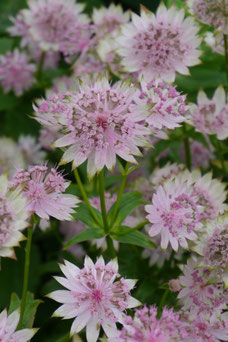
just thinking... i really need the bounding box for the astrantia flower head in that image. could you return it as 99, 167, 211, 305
18, 135, 46, 166
145, 179, 201, 251
0, 137, 25, 178
92, 3, 130, 38
49, 257, 140, 342
0, 309, 36, 342
137, 80, 187, 129
188, 0, 228, 33
0, 174, 29, 258
193, 215, 228, 284
150, 162, 186, 187
0, 49, 35, 96
188, 86, 228, 140
22, 0, 90, 55
34, 76, 151, 179
109, 306, 188, 342
116, 3, 202, 82
11, 165, 79, 220
73, 54, 107, 77
177, 258, 228, 318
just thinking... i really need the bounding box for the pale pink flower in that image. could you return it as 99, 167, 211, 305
0, 309, 36, 342
188, 86, 228, 140
34, 77, 151, 179
0, 50, 35, 96
73, 54, 107, 77
169, 279, 181, 292
116, 4, 201, 82
22, 0, 90, 55
92, 4, 130, 38
180, 139, 214, 169
11, 165, 79, 220
18, 135, 46, 166
145, 179, 201, 251
137, 80, 187, 129
0, 138, 25, 178
183, 313, 228, 342
109, 306, 189, 342
39, 127, 60, 150
205, 31, 224, 56
8, 12, 31, 47
48, 257, 140, 342
150, 162, 186, 187
188, 0, 228, 33
178, 258, 228, 318
193, 215, 228, 284
0, 174, 29, 258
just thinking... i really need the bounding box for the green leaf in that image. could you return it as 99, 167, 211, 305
64, 228, 105, 249
0, 38, 13, 53
9, 292, 42, 329
73, 202, 103, 228
111, 226, 156, 248
108, 191, 143, 226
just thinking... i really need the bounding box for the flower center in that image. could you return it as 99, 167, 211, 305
92, 289, 103, 303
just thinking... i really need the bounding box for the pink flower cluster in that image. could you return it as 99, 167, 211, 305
11, 165, 79, 220
0, 50, 35, 96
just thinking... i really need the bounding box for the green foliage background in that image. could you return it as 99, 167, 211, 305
0, 0, 227, 341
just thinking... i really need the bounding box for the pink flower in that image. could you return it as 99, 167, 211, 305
188, 86, 228, 140
179, 139, 214, 169
145, 179, 201, 251
0, 309, 36, 342
150, 162, 186, 187
178, 258, 228, 318
188, 0, 228, 33
18, 135, 46, 166
34, 77, 151, 179
0, 49, 35, 96
116, 3, 201, 82
22, 0, 91, 55
0, 174, 29, 258
109, 306, 188, 342
48, 256, 140, 342
11, 165, 79, 220
137, 80, 187, 129
73, 54, 107, 77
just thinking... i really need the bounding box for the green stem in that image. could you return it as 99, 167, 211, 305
183, 124, 191, 170
111, 162, 130, 226
73, 169, 100, 225
217, 139, 227, 175
98, 169, 109, 233
224, 34, 228, 85
119, 220, 150, 235
37, 51, 46, 81
57, 333, 71, 342
17, 218, 34, 329
106, 236, 116, 258
157, 289, 169, 318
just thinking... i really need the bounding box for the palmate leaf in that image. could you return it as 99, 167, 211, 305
63, 228, 105, 250
9, 292, 42, 329
111, 225, 156, 248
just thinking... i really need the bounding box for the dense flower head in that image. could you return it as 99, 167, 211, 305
116, 4, 201, 82
18, 135, 46, 166
109, 306, 189, 342
0, 309, 36, 342
180, 139, 214, 168
193, 216, 228, 282
0, 49, 35, 96
188, 0, 228, 33
183, 313, 228, 342
150, 162, 186, 187
0, 174, 29, 258
11, 165, 79, 220
49, 257, 140, 342
188, 86, 228, 140
137, 80, 187, 129
0, 137, 25, 178
34, 76, 151, 178
177, 258, 228, 317
8, 12, 31, 47
20, 0, 90, 56
145, 179, 201, 251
